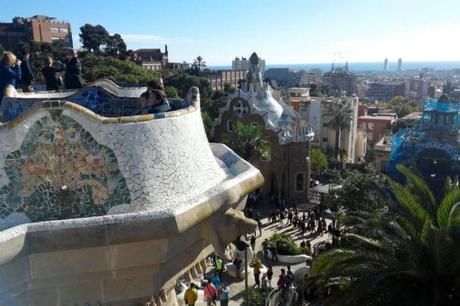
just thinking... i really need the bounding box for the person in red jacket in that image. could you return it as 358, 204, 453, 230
203, 279, 219, 306
277, 268, 286, 287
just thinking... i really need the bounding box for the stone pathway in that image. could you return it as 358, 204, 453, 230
178, 208, 332, 305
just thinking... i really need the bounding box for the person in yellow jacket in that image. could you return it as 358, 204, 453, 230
250, 256, 262, 288
184, 282, 198, 306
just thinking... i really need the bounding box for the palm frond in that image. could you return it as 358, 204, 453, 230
396, 164, 437, 217
436, 189, 460, 232
389, 178, 431, 228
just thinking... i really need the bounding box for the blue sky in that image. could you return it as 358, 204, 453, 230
1, 0, 459, 65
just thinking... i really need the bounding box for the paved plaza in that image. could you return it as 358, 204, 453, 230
181, 205, 332, 305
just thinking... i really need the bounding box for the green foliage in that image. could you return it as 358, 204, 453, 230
104, 33, 127, 57
165, 73, 212, 99
311, 148, 328, 174
81, 54, 159, 85
221, 121, 269, 162
269, 233, 311, 256
189, 55, 206, 75
164, 86, 179, 98
379, 96, 418, 118
324, 99, 353, 160
79, 24, 110, 54
164, 73, 225, 138
330, 169, 388, 214
224, 82, 237, 94
79, 24, 127, 59
305, 166, 460, 306
242, 288, 268, 306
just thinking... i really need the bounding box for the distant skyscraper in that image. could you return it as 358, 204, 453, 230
384, 58, 388, 73
397, 58, 402, 73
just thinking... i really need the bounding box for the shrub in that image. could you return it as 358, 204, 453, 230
242, 288, 267, 306
269, 233, 311, 256
81, 54, 159, 85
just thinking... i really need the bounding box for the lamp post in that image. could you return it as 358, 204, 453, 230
235, 237, 250, 304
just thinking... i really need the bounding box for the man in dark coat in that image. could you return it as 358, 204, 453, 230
64, 49, 83, 90
20, 52, 34, 92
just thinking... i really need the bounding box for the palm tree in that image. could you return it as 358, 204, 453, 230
305, 165, 460, 306
323, 99, 353, 164
222, 121, 269, 164
191, 56, 206, 75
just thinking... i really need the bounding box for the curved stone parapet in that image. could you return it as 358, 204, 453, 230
0, 83, 263, 305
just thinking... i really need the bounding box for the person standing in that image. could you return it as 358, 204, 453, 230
41, 57, 65, 91
232, 254, 243, 279
250, 234, 256, 251
267, 265, 274, 288
214, 256, 224, 281
203, 279, 219, 306
20, 52, 34, 92
262, 239, 269, 259
277, 269, 286, 287
64, 49, 82, 89
211, 272, 221, 290
0, 52, 21, 103
251, 257, 262, 288
261, 274, 270, 292
270, 243, 278, 262
219, 282, 230, 306
184, 282, 198, 306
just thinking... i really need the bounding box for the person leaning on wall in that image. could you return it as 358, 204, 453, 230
42, 56, 65, 91
64, 48, 83, 90
0, 52, 22, 103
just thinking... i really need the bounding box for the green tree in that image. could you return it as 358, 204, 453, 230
305, 165, 460, 306
329, 169, 388, 213
311, 148, 328, 175
79, 24, 110, 54
104, 33, 127, 58
164, 86, 179, 98
324, 99, 353, 164
190, 55, 206, 75
223, 82, 237, 94
222, 121, 269, 163
81, 54, 159, 85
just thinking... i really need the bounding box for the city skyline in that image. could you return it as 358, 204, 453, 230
0, 0, 459, 65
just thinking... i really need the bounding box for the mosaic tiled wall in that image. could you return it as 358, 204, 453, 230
1, 83, 187, 122
0, 110, 130, 222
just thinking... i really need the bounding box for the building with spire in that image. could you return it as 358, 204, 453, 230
213, 52, 314, 204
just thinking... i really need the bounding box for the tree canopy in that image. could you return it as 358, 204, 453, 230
190, 56, 206, 75
81, 54, 159, 85
305, 165, 460, 306
79, 24, 127, 58
311, 148, 328, 175
79, 24, 110, 53
222, 121, 269, 163
329, 169, 388, 213
379, 96, 418, 118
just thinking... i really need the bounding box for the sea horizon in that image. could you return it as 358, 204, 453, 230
209, 60, 460, 72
